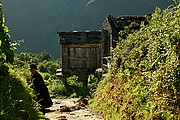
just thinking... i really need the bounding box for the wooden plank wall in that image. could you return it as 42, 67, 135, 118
62, 44, 101, 75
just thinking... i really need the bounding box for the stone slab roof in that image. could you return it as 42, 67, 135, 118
58, 30, 101, 45
104, 15, 149, 32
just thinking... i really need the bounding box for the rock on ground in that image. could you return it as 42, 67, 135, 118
45, 98, 104, 120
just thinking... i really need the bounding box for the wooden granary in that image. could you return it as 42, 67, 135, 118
57, 30, 101, 87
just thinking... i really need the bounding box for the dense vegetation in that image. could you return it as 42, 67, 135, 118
1, 1, 179, 119
0, 4, 44, 119
12, 51, 100, 98
0, 2, 14, 76
13, 51, 60, 85
0, 70, 44, 119
49, 74, 100, 98
0, 2, 100, 117
90, 2, 180, 120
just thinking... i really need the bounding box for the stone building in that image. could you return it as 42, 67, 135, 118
101, 15, 148, 69
56, 15, 149, 87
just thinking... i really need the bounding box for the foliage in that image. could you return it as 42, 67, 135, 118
14, 50, 56, 64
15, 51, 100, 99
88, 74, 101, 94
48, 81, 68, 98
13, 51, 100, 99
0, 67, 44, 120
0, 4, 45, 119
14, 51, 60, 74
48, 75, 101, 98
13, 51, 61, 87
35, 50, 54, 62
0, 3, 14, 76
49, 75, 83, 98
38, 60, 59, 75
90, 3, 180, 120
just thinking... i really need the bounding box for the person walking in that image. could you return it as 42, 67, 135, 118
29, 63, 53, 114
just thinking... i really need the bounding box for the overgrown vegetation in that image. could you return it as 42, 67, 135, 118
1, 69, 44, 119
49, 74, 100, 98
90, 2, 180, 120
13, 51, 61, 85
0, 3, 44, 119
0, 3, 14, 76
13, 49, 101, 98
11, 50, 100, 98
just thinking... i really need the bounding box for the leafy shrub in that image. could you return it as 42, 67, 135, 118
41, 73, 58, 85
90, 3, 180, 120
46, 61, 60, 75
0, 3, 14, 76
49, 76, 79, 98
36, 50, 54, 62
13, 51, 61, 86
18, 52, 34, 62
0, 3, 50, 119
67, 75, 90, 97
43, 72, 51, 81
48, 81, 69, 98
88, 74, 101, 94
48, 75, 101, 98
0, 4, 43, 119
38, 60, 48, 73
38, 60, 60, 75
0, 69, 44, 120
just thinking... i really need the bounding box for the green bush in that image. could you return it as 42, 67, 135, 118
13, 51, 61, 86
41, 73, 58, 85
48, 75, 101, 98
46, 61, 59, 75
0, 3, 14, 76
36, 50, 54, 62
38, 60, 48, 73
88, 74, 101, 94
90, 3, 180, 120
0, 3, 49, 119
50, 82, 65, 96
0, 69, 44, 120
48, 76, 79, 98
0, 3, 44, 119
38, 60, 60, 75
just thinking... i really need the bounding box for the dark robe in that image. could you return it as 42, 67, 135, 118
31, 71, 53, 108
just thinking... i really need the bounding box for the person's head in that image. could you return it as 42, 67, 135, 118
29, 63, 38, 75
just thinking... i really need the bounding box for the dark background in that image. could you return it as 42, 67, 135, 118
1, 0, 174, 58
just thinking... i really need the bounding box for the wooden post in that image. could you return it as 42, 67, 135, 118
83, 73, 88, 88
78, 69, 88, 88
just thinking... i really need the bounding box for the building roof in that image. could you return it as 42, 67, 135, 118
104, 15, 149, 32
58, 30, 101, 45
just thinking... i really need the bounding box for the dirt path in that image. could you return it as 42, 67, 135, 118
45, 98, 104, 120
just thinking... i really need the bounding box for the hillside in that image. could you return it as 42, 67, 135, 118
1, 0, 174, 58
90, 2, 180, 120
0, 3, 44, 119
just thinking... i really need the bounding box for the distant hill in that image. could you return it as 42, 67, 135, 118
1, 0, 174, 58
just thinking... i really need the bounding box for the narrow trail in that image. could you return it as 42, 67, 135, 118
45, 98, 104, 120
